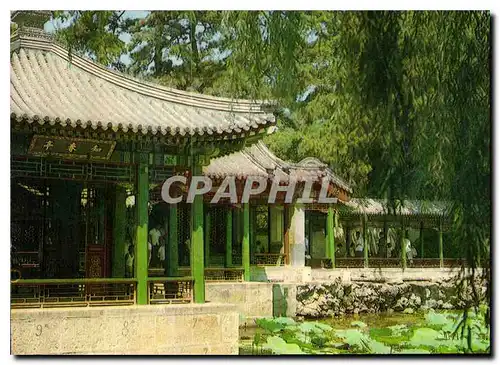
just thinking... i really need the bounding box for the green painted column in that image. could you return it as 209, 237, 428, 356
326, 206, 335, 268
226, 207, 233, 268
168, 204, 178, 276
363, 216, 368, 268
401, 226, 407, 270
420, 221, 424, 259
439, 221, 444, 269
242, 203, 250, 281
204, 207, 211, 267
249, 205, 255, 262
112, 186, 127, 278
191, 165, 205, 303
135, 159, 149, 305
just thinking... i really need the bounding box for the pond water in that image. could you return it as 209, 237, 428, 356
240, 312, 422, 338
239, 309, 490, 355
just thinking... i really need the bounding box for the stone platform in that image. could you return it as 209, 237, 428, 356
11, 303, 239, 355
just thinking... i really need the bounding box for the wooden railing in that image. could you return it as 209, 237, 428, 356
203, 268, 244, 281
335, 257, 365, 268
366, 258, 402, 268
11, 278, 136, 309
12, 251, 40, 268
177, 267, 244, 282
252, 253, 287, 266
147, 277, 193, 305
410, 258, 465, 268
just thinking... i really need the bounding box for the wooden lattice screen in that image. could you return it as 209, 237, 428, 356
208, 206, 227, 266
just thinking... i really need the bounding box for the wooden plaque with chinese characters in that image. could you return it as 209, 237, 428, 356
28, 135, 116, 160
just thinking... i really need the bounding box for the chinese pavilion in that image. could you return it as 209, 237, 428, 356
10, 11, 457, 312
10, 10, 277, 306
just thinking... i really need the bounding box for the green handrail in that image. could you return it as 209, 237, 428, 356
12, 278, 137, 285
147, 276, 194, 282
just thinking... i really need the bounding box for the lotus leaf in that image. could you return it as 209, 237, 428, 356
351, 320, 368, 328
369, 339, 392, 354
273, 317, 297, 326
397, 348, 432, 354
299, 322, 326, 334
262, 336, 305, 355
408, 327, 442, 348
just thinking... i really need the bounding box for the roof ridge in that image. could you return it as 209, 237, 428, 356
10, 30, 276, 114
242, 143, 273, 174
255, 140, 291, 168
254, 142, 352, 192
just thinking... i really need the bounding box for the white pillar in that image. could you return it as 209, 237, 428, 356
289, 204, 305, 267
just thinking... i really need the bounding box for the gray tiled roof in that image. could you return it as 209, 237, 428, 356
204, 141, 352, 193
10, 30, 275, 137
342, 198, 451, 217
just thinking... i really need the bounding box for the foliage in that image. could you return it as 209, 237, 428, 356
49, 10, 490, 204
350, 320, 367, 328
262, 336, 305, 354
49, 10, 490, 314
52, 11, 128, 68
126, 11, 229, 93
252, 310, 489, 355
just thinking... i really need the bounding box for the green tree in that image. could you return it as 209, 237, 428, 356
53, 11, 128, 68
126, 11, 228, 92
49, 11, 490, 305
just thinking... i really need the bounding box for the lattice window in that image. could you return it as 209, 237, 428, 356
253, 205, 269, 254
11, 156, 136, 184
149, 165, 177, 184
125, 189, 137, 261
231, 207, 243, 266
11, 179, 46, 277
208, 206, 226, 266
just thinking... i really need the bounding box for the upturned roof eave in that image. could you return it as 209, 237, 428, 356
10, 30, 276, 114
10, 29, 276, 139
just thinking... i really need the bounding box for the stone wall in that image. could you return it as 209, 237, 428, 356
297, 270, 487, 317
11, 303, 239, 355
272, 283, 297, 318
250, 266, 312, 283
206, 282, 273, 324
